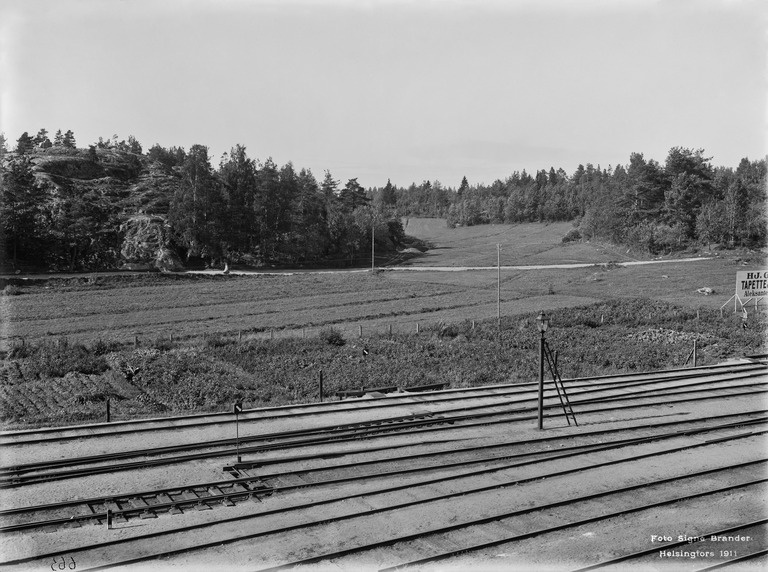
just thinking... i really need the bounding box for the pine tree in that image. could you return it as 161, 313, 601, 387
34, 128, 52, 149
15, 132, 34, 154
62, 130, 76, 148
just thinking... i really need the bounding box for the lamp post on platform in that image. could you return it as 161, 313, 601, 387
536, 311, 549, 430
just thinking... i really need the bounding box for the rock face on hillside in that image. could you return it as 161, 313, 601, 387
120, 215, 183, 271
16, 147, 183, 270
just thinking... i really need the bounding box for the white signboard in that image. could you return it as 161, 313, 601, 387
736, 270, 768, 300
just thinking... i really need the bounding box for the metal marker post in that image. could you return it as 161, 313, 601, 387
538, 331, 545, 429
535, 311, 549, 430
233, 401, 243, 463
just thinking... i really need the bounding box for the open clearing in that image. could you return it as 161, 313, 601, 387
1, 220, 759, 347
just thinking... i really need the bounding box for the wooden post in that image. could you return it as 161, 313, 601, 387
270, 330, 274, 340
472, 320, 475, 330
134, 335, 138, 348
693, 339, 697, 367
416, 322, 420, 334
169, 332, 173, 342
319, 370, 324, 402
388, 324, 392, 336
107, 509, 112, 529
358, 325, 363, 337
106, 398, 111, 423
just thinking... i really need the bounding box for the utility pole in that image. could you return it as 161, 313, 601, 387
371, 216, 375, 271
497, 244, 501, 330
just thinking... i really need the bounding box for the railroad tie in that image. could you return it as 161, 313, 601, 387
209, 486, 235, 506
129, 497, 150, 509
105, 501, 127, 523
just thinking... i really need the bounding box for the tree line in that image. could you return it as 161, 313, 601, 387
1, 129, 765, 272
376, 148, 766, 253
1, 131, 405, 271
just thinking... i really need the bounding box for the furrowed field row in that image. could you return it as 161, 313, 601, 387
6, 282, 461, 323
5, 290, 502, 340
3, 293, 601, 345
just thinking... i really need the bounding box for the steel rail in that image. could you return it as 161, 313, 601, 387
2, 369, 764, 476
6, 418, 763, 534
379, 513, 768, 572
1, 362, 761, 445
1, 410, 762, 523
570, 522, 768, 571
2, 386, 766, 488
117, 479, 768, 572
3, 427, 764, 570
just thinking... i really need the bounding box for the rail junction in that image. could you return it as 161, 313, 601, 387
0, 360, 766, 571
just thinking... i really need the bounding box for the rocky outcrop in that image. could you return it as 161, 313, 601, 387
120, 215, 183, 271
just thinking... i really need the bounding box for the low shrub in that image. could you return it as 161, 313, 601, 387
561, 228, 581, 243
319, 327, 346, 346
90, 339, 123, 355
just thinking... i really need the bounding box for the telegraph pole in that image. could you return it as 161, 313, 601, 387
371, 216, 375, 271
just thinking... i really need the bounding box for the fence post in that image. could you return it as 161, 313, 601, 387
693, 339, 697, 367
358, 325, 363, 337
388, 324, 392, 337
319, 370, 324, 402
416, 322, 420, 334
169, 332, 173, 343
134, 335, 138, 348
238, 330, 242, 343
106, 398, 111, 423
270, 330, 274, 340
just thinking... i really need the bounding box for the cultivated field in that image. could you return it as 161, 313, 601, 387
2, 219, 760, 348
1, 219, 765, 428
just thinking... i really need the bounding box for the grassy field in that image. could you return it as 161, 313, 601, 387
2, 220, 759, 347
1, 219, 766, 428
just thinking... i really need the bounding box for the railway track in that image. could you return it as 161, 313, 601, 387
1, 361, 762, 447
1, 372, 765, 488
2, 412, 765, 534
1, 419, 763, 571
1, 362, 764, 571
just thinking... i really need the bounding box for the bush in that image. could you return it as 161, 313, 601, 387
91, 339, 122, 355
561, 228, 581, 243
319, 327, 346, 346
16, 338, 109, 378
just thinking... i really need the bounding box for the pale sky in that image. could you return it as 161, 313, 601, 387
1, 0, 766, 188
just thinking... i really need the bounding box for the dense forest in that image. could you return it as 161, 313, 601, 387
378, 149, 766, 254
1, 129, 765, 272
0, 130, 406, 271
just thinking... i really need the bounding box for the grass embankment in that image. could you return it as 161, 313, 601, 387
1, 298, 764, 429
